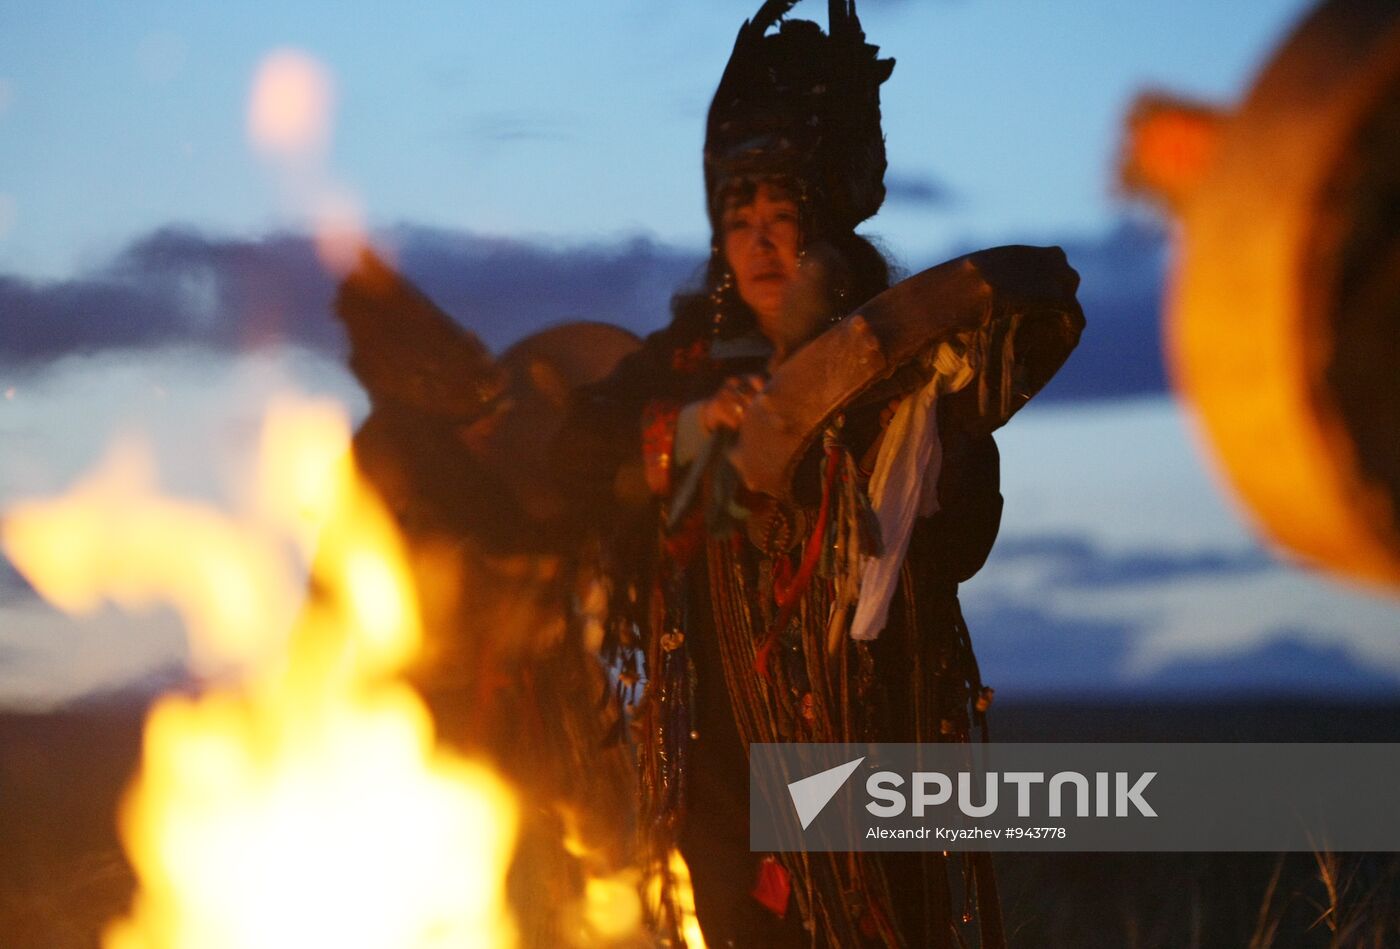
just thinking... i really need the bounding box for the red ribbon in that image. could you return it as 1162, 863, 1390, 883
755, 444, 842, 679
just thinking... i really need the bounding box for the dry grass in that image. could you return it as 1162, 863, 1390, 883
1247, 848, 1400, 949
994, 851, 1400, 948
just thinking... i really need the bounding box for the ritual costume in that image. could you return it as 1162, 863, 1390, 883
555, 2, 1084, 945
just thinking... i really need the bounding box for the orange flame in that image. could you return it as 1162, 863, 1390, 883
245, 50, 366, 275
3, 398, 519, 948
310, 189, 368, 277
646, 850, 707, 948
247, 50, 333, 162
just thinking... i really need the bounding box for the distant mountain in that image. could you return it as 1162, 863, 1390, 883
1142, 635, 1400, 699
980, 631, 1400, 704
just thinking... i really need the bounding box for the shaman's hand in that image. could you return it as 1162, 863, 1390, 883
701, 375, 764, 433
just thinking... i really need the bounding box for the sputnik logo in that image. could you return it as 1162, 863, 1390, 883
787, 756, 865, 830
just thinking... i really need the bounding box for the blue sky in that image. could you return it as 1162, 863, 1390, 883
2, 0, 1314, 277
4, 0, 1398, 709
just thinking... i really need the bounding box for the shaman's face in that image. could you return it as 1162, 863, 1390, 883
720, 181, 802, 336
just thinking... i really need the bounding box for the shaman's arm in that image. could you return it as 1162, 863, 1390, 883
913, 404, 1004, 584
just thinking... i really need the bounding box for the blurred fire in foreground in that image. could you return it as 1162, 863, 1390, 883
1120, 0, 1400, 593
246, 48, 364, 276
3, 399, 519, 948
247, 49, 332, 162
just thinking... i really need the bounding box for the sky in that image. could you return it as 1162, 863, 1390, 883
3, 0, 1398, 710
1, 0, 1317, 277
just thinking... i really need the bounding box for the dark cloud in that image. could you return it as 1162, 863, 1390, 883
990, 533, 1274, 588
0, 228, 341, 368
883, 171, 958, 209
464, 111, 576, 144
384, 226, 701, 351
964, 531, 1399, 700
0, 218, 1166, 403
66, 660, 193, 710
0, 225, 702, 369
1025, 219, 1169, 402
939, 218, 1169, 403
0, 553, 39, 606
970, 592, 1400, 701
0, 269, 189, 366
964, 596, 1140, 697
1145, 634, 1400, 698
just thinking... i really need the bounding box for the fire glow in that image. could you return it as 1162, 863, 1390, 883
0, 40, 714, 943
2, 398, 519, 948
246, 48, 365, 276
247, 50, 333, 161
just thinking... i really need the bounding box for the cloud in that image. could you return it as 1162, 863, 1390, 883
970, 590, 1400, 700
928, 218, 1168, 403
883, 171, 958, 209
0, 555, 37, 604
1144, 634, 1400, 698
963, 529, 1400, 699
0, 228, 341, 368
964, 596, 1141, 697
383, 225, 701, 350
0, 218, 1166, 403
0, 601, 188, 712
463, 110, 576, 144
991, 534, 1274, 588
0, 225, 703, 369
1011, 219, 1169, 403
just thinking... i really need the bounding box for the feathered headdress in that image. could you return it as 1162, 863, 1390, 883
704, 0, 895, 235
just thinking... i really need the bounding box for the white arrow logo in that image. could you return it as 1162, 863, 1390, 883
787, 756, 866, 830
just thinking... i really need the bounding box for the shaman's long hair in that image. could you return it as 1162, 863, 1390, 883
668, 176, 898, 344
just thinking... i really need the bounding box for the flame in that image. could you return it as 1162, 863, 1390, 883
579, 870, 644, 943
247, 50, 333, 161
310, 188, 368, 277
2, 439, 295, 671
2, 398, 518, 948
245, 51, 366, 277
552, 806, 645, 945
645, 850, 707, 949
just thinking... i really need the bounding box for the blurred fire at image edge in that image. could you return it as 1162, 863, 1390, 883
0, 1, 1398, 946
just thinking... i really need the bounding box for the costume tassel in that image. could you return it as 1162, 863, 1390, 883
758, 442, 842, 679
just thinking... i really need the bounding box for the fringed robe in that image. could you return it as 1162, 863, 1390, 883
556, 304, 1006, 948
